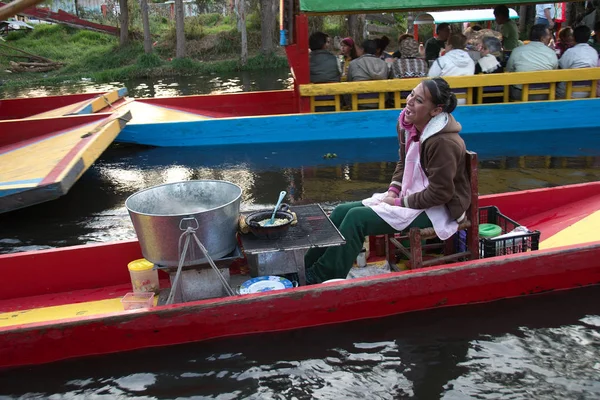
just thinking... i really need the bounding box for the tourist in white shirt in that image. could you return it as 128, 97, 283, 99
557, 25, 599, 98
536, 4, 555, 29
506, 24, 558, 100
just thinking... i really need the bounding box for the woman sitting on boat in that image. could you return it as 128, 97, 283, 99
304, 78, 471, 284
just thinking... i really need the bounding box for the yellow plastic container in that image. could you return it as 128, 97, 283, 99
127, 259, 160, 293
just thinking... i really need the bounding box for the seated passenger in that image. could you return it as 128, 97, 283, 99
392, 34, 414, 58
390, 37, 428, 79
506, 24, 558, 100
555, 27, 575, 58
475, 36, 505, 74
339, 37, 358, 78
375, 36, 393, 60
304, 78, 471, 283
428, 33, 475, 77
309, 31, 341, 83
347, 39, 390, 81
557, 25, 599, 98
425, 23, 451, 63
494, 5, 520, 51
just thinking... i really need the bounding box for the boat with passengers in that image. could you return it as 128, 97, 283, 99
0, 0, 599, 149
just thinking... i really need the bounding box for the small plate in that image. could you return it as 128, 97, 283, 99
239, 276, 293, 294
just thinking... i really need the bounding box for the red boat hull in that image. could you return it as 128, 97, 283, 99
0, 182, 599, 369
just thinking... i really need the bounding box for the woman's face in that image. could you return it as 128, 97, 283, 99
404, 83, 442, 126
340, 43, 351, 56
479, 42, 489, 56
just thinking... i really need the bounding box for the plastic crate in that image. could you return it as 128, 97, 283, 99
479, 206, 540, 258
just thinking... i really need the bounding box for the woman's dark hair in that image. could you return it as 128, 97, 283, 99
341, 38, 358, 59
376, 36, 390, 52
422, 78, 458, 113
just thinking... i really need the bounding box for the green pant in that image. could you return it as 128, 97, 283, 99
305, 201, 432, 284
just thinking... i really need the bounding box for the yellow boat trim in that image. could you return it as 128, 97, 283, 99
0, 181, 40, 190
0, 122, 101, 185
299, 68, 600, 96
54, 116, 125, 183
539, 210, 600, 250
0, 296, 158, 328
126, 102, 209, 124
300, 67, 600, 111
84, 89, 124, 114
28, 89, 127, 119
30, 100, 91, 119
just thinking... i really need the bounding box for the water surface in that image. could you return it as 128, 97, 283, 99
0, 137, 599, 254
0, 68, 293, 99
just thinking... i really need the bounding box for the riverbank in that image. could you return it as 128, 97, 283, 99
0, 20, 289, 89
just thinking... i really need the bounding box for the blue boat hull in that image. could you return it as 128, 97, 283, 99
117, 99, 600, 157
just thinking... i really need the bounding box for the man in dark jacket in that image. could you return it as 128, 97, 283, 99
425, 23, 451, 63
309, 32, 340, 83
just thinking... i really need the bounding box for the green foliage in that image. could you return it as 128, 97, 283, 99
0, 10, 289, 87
246, 12, 261, 31
6, 30, 28, 41
170, 57, 197, 70
323, 16, 347, 38
137, 52, 163, 68
196, 13, 222, 26
418, 24, 434, 43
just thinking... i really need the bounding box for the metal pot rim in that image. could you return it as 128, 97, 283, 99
125, 179, 242, 217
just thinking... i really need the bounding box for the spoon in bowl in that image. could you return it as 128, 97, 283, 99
264, 191, 287, 226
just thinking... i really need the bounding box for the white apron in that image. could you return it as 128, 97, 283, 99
362, 139, 458, 240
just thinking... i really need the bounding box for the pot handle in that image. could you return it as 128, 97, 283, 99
179, 217, 199, 231
279, 203, 290, 212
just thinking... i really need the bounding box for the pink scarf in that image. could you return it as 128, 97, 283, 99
398, 109, 420, 150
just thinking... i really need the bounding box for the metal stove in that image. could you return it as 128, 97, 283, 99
240, 204, 346, 285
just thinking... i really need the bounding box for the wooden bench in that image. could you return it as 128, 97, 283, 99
385, 151, 479, 270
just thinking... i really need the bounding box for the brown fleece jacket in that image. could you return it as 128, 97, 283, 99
389, 114, 471, 220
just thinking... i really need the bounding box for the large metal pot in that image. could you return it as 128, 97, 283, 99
125, 180, 242, 267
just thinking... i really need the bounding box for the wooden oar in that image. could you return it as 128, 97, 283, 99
0, 0, 47, 20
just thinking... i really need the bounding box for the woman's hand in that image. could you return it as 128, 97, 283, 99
382, 196, 397, 206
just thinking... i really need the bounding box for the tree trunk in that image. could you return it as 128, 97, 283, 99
175, 0, 186, 58
235, 0, 248, 65
260, 0, 276, 55
347, 14, 365, 42
140, 0, 152, 53
519, 5, 528, 34
118, 0, 128, 46
308, 16, 324, 33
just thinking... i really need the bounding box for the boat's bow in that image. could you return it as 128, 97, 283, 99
0, 110, 132, 213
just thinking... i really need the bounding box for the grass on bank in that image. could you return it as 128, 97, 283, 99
0, 16, 289, 88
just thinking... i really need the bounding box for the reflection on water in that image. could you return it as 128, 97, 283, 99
0, 68, 293, 99
0, 137, 599, 254
1, 285, 599, 399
